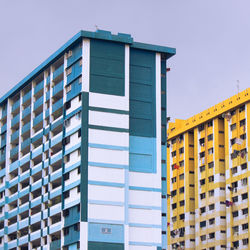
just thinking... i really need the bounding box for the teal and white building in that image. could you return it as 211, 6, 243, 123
0, 30, 175, 250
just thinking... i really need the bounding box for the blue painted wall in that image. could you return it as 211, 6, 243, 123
90, 39, 125, 96
129, 48, 156, 138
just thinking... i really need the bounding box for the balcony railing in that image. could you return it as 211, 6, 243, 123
22, 90, 31, 104
34, 80, 44, 95
12, 99, 20, 112
53, 65, 64, 80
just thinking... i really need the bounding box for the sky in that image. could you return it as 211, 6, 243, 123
0, 0, 250, 121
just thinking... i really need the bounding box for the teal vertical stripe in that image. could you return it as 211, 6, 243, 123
81, 92, 89, 221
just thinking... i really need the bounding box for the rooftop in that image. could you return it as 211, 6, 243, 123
167, 87, 250, 139
0, 29, 176, 105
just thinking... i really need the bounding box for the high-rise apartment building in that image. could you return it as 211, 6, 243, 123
167, 88, 250, 250
0, 30, 175, 250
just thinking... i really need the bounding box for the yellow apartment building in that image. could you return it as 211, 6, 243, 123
167, 88, 250, 250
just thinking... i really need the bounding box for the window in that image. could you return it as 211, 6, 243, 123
200, 221, 206, 228
221, 230, 226, 234
242, 208, 248, 215
232, 196, 238, 203
64, 154, 70, 163
209, 218, 215, 225
242, 193, 248, 200
208, 148, 213, 155
64, 191, 70, 199
172, 203, 177, 210
220, 216, 226, 219
240, 133, 246, 140
240, 119, 246, 127
207, 121, 213, 127
243, 238, 249, 245
200, 207, 206, 214
200, 165, 205, 172
207, 134, 213, 141
64, 172, 70, 181
200, 193, 206, 200
179, 187, 185, 193
231, 110, 236, 116
208, 190, 214, 197
179, 174, 184, 180
230, 123, 236, 131
199, 151, 205, 158
74, 223, 80, 231
232, 181, 238, 188
64, 118, 71, 128
200, 235, 206, 241
198, 124, 204, 131
76, 111, 81, 120
231, 166, 237, 175
171, 151, 176, 157
242, 223, 248, 230
179, 161, 184, 167
232, 211, 238, 218
239, 105, 245, 112
220, 187, 225, 190
66, 67, 72, 76
242, 177, 247, 186
179, 147, 184, 154
171, 138, 176, 144
78, 129, 81, 138
63, 209, 69, 217
171, 190, 177, 197
179, 214, 185, 220
77, 185, 80, 193
209, 204, 215, 210
219, 144, 224, 148
208, 176, 214, 182
233, 241, 239, 248
65, 101, 71, 109
208, 162, 214, 168
199, 138, 205, 146
200, 179, 205, 186
66, 84, 72, 93
64, 227, 69, 236
171, 177, 176, 184
209, 232, 215, 239
172, 216, 177, 222
63, 136, 70, 146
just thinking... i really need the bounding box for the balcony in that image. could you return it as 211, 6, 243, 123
46, 90, 50, 101
33, 113, 43, 127
1, 123, 6, 134
1, 108, 7, 119
11, 130, 19, 143
53, 80, 63, 96
67, 46, 82, 66
0, 137, 6, 148
22, 90, 31, 105
33, 96, 44, 111
12, 99, 20, 113
22, 105, 31, 120
21, 138, 31, 151
21, 122, 31, 135
11, 114, 20, 128
10, 146, 18, 158
53, 65, 64, 80
34, 80, 44, 95
0, 152, 5, 163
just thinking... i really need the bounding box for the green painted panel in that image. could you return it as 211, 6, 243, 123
88, 242, 124, 250
129, 48, 156, 137
80, 92, 89, 221
90, 39, 125, 96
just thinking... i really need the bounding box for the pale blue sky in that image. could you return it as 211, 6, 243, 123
1, 0, 250, 120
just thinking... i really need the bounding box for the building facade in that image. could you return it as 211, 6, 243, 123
0, 30, 175, 250
167, 88, 250, 250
